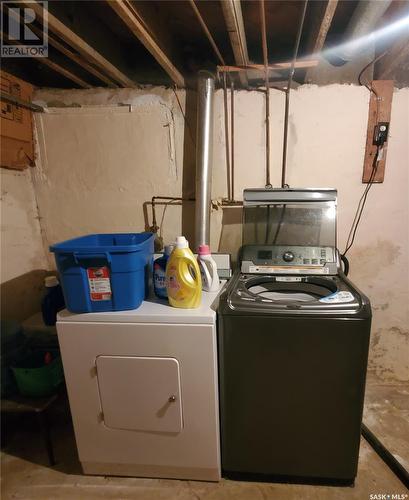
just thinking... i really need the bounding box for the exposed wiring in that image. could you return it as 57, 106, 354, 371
343, 146, 381, 256
358, 50, 389, 94
172, 85, 195, 147
150, 196, 195, 240
159, 199, 181, 239
341, 254, 350, 276
342, 51, 390, 257
357, 50, 389, 124
272, 204, 287, 245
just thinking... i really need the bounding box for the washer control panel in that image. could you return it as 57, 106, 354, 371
243, 245, 335, 266
241, 245, 337, 275
282, 251, 295, 262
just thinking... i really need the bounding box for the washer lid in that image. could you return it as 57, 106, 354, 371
245, 276, 337, 303
226, 274, 361, 313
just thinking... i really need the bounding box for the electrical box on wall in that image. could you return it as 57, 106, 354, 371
1, 71, 34, 170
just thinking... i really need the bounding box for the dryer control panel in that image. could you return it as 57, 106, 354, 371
241, 245, 338, 275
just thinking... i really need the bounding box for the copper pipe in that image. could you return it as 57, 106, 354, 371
151, 196, 194, 231
217, 60, 318, 72
281, 0, 308, 188
259, 0, 271, 188
223, 74, 232, 201
230, 80, 235, 201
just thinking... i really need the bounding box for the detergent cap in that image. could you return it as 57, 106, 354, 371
45, 276, 59, 287
198, 244, 210, 256
175, 236, 189, 249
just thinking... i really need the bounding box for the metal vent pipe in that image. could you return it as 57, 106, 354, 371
195, 71, 215, 248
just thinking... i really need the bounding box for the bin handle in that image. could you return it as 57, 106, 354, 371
73, 252, 112, 264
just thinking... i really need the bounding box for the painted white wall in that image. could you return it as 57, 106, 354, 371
32, 85, 409, 382
0, 169, 48, 283
32, 89, 187, 267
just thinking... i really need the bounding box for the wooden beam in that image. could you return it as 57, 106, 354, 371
308, 0, 338, 55
0, 31, 90, 88
109, 0, 185, 88
362, 80, 394, 183
44, 32, 118, 88
39, 57, 91, 88
377, 35, 409, 80
188, 0, 225, 65
19, 0, 135, 88
6, 7, 118, 88
218, 60, 319, 73
305, 0, 338, 82
221, 0, 249, 86
6, 6, 116, 88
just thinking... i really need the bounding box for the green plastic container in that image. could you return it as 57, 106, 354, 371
11, 350, 64, 397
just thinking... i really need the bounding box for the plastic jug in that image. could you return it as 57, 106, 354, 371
153, 245, 174, 299
166, 236, 202, 308
41, 276, 65, 326
197, 245, 220, 292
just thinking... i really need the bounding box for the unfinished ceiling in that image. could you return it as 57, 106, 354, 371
1, 0, 409, 89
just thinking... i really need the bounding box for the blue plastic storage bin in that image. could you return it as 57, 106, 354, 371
50, 233, 154, 313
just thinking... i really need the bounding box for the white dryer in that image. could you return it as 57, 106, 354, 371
56, 290, 222, 481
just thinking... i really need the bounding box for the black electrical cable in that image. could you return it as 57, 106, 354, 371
272, 205, 287, 245
340, 254, 350, 276
342, 51, 390, 258
343, 147, 380, 256
358, 50, 389, 95
265, 205, 271, 244
172, 85, 195, 147
362, 423, 409, 489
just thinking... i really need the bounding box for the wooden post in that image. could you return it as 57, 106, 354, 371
362, 80, 394, 183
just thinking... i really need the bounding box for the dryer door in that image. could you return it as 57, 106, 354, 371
96, 356, 183, 433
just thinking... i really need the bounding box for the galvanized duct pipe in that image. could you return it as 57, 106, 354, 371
195, 71, 215, 248
328, 0, 392, 65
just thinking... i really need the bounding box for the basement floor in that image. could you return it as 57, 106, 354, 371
2, 376, 408, 500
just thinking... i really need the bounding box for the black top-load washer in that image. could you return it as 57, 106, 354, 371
218, 188, 371, 485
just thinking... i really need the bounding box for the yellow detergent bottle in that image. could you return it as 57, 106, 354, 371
166, 236, 202, 308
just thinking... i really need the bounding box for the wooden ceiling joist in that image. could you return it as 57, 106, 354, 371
188, 0, 226, 65
109, 0, 185, 88
218, 60, 319, 73
221, 0, 249, 86
308, 0, 339, 55
305, 0, 338, 81
19, 0, 135, 88
377, 35, 409, 80
39, 57, 91, 88
46, 33, 118, 88
0, 28, 91, 88
22, 16, 118, 88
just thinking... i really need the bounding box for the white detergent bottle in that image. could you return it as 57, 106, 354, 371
197, 245, 220, 292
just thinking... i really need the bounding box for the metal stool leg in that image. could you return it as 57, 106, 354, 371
36, 411, 55, 466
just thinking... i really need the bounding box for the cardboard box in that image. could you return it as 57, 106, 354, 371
1, 71, 34, 170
